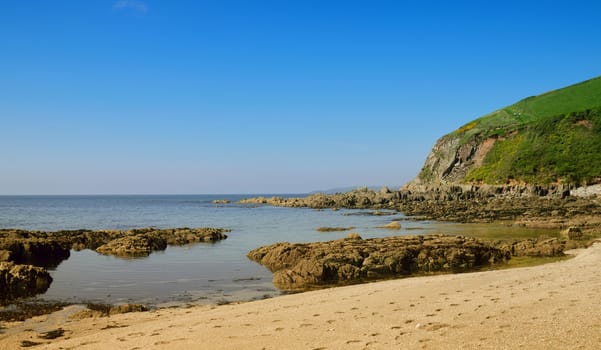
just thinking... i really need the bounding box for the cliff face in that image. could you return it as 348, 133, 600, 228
410, 135, 478, 187
407, 76, 601, 189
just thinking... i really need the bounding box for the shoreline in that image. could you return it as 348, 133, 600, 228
2, 241, 600, 349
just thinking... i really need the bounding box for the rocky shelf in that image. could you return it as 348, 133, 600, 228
248, 234, 510, 292
240, 186, 601, 233
0, 227, 229, 302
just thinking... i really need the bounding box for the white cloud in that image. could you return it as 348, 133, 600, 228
113, 0, 148, 14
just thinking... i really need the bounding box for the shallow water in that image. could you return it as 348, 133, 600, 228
0, 195, 557, 306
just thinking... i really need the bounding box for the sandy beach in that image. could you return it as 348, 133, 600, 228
2, 241, 601, 349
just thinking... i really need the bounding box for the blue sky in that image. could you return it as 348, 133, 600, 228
1, 0, 601, 194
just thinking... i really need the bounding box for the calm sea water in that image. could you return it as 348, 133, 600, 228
0, 195, 554, 306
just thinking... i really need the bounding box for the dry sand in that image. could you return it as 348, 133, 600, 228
2, 242, 601, 349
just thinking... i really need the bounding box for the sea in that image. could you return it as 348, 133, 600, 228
0, 195, 554, 307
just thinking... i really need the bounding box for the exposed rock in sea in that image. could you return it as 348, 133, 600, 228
94, 228, 229, 257
0, 236, 71, 267
212, 199, 231, 204
0, 227, 230, 301
377, 221, 401, 230
0, 262, 53, 302
96, 235, 168, 257
248, 234, 509, 291
240, 188, 601, 230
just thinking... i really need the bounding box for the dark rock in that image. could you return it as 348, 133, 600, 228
0, 262, 53, 302
39, 328, 65, 339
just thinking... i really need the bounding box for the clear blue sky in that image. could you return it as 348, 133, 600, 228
2, 0, 600, 194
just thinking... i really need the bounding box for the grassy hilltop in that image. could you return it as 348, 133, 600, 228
415, 76, 601, 186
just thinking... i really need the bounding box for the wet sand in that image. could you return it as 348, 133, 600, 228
2, 241, 601, 349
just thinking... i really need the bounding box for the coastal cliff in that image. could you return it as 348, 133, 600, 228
408, 76, 601, 189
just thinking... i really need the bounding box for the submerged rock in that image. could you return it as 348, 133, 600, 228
248, 234, 509, 291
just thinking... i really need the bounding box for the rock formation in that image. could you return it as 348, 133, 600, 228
0, 262, 53, 302
0, 227, 229, 301
248, 234, 509, 291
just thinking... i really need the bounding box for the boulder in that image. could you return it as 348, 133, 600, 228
0, 262, 53, 302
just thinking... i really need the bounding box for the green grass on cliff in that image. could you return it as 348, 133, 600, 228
454, 76, 601, 142
466, 108, 601, 184
452, 76, 601, 185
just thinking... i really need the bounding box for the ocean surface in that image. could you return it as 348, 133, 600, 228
0, 195, 554, 306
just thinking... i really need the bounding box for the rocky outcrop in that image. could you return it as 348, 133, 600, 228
96, 235, 168, 257
491, 238, 566, 257
0, 227, 229, 301
0, 238, 70, 267
93, 228, 228, 257
1, 227, 229, 259
240, 187, 400, 209
241, 188, 601, 228
248, 235, 509, 291
0, 262, 53, 302
409, 135, 477, 186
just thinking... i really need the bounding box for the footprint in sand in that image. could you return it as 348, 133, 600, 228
128, 332, 145, 337
425, 322, 449, 331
